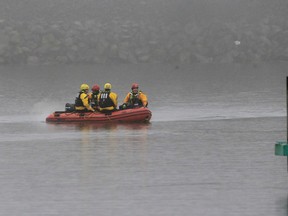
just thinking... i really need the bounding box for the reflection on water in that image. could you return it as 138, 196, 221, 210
47, 122, 151, 165
66, 122, 152, 186
276, 194, 288, 216
46, 121, 151, 131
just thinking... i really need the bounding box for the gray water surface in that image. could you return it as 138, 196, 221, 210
0, 63, 287, 216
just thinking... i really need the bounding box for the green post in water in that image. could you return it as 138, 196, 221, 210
275, 77, 288, 171
275, 141, 288, 156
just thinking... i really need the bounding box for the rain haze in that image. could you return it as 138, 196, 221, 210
0, 1, 288, 216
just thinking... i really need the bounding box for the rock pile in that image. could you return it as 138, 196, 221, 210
0, 18, 287, 65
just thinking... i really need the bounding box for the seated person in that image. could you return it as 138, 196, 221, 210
75, 84, 95, 112
120, 83, 148, 109
98, 83, 118, 112
89, 84, 101, 110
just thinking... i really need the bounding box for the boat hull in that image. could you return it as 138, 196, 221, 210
46, 107, 152, 123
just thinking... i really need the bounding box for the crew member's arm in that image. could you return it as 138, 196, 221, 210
81, 93, 95, 111
110, 92, 118, 108
139, 93, 148, 107
123, 93, 130, 104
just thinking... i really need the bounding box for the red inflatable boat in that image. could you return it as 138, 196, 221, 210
46, 107, 152, 123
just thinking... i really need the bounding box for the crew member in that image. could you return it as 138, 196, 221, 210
89, 84, 101, 110
75, 83, 95, 112
98, 83, 118, 112
122, 83, 148, 109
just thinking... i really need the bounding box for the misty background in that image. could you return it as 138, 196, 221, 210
0, 0, 287, 65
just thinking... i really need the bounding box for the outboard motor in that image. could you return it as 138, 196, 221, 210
65, 103, 75, 112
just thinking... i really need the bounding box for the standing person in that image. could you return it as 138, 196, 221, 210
89, 84, 101, 110
75, 83, 95, 112
98, 83, 118, 112
121, 83, 148, 109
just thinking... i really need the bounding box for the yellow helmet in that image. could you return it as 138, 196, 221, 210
80, 83, 89, 91
104, 83, 112, 90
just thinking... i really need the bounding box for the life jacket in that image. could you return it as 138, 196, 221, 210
99, 91, 114, 108
75, 91, 89, 107
128, 91, 143, 107
90, 91, 100, 106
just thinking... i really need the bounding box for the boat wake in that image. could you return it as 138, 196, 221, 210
0, 105, 284, 124
152, 104, 285, 122
0, 94, 285, 123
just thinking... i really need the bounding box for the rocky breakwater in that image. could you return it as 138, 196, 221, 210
0, 18, 287, 65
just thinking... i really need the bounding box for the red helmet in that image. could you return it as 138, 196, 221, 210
131, 83, 139, 89
92, 84, 100, 92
